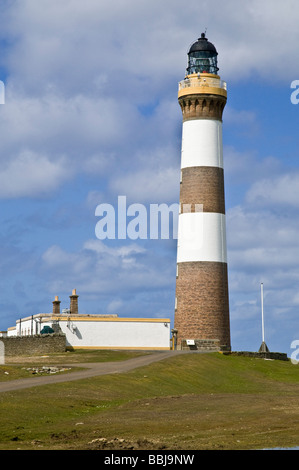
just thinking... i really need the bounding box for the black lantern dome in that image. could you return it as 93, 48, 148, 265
187, 33, 219, 75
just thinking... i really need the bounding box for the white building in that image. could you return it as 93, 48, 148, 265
6, 290, 171, 350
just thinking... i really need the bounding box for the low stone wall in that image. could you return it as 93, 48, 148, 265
181, 338, 221, 351
224, 351, 288, 361
0, 334, 66, 357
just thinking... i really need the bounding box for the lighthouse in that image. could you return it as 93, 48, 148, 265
174, 33, 231, 351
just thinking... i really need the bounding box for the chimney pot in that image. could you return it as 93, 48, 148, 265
70, 289, 79, 314
52, 295, 61, 315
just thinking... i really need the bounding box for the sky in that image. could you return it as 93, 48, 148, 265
0, 0, 298, 355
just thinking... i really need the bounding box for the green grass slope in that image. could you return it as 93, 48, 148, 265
0, 352, 298, 450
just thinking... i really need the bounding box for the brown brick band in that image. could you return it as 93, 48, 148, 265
179, 94, 227, 122
180, 166, 225, 214
175, 261, 231, 350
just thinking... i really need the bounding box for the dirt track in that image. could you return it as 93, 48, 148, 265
0, 350, 189, 393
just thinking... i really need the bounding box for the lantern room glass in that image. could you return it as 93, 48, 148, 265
187, 51, 219, 75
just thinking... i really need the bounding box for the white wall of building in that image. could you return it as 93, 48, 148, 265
6, 314, 171, 350
57, 317, 170, 349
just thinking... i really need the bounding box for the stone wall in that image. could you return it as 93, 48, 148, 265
224, 351, 288, 361
0, 334, 66, 357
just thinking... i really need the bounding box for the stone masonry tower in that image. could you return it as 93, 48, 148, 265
174, 33, 231, 351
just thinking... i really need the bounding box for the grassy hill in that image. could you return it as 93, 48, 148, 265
0, 351, 299, 450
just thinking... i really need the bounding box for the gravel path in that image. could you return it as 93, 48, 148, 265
0, 350, 189, 393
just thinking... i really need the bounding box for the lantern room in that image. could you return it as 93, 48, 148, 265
187, 33, 219, 75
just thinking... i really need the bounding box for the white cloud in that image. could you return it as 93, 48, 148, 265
83, 239, 146, 258
110, 164, 180, 203
1, 90, 137, 152
227, 205, 299, 268
246, 173, 299, 208
224, 146, 283, 185
224, 107, 259, 135
41, 238, 175, 300
0, 150, 70, 198
0, 89, 144, 198
3, 0, 299, 98
107, 299, 123, 314
0, 0, 297, 202
42, 245, 91, 273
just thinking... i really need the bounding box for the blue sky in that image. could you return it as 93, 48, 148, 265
0, 0, 298, 355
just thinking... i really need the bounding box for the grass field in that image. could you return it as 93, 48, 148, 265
0, 350, 299, 450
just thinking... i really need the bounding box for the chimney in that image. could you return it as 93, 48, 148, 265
69, 289, 79, 314
52, 295, 61, 314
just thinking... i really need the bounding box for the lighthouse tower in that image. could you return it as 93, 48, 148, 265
174, 33, 231, 351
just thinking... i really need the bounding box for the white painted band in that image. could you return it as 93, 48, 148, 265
176, 212, 227, 263
181, 119, 223, 169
